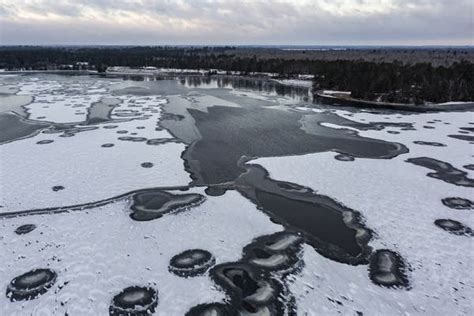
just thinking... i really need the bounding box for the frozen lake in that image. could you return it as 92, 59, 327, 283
0, 74, 473, 315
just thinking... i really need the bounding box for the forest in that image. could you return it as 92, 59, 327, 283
0, 46, 472, 104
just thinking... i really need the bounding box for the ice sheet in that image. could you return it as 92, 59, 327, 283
252, 110, 474, 314
0, 190, 282, 315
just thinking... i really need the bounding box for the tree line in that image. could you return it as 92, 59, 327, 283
0, 46, 472, 104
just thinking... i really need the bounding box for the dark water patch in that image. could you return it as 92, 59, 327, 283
235, 165, 372, 265
184, 105, 407, 185
116, 130, 128, 134
136, 126, 145, 129
52, 185, 65, 192
207, 231, 304, 315
103, 125, 118, 129
448, 134, 474, 142
85, 97, 121, 125
413, 141, 447, 147
442, 197, 473, 210
6, 269, 57, 301
253, 190, 363, 263
111, 80, 188, 96
434, 219, 473, 236
140, 162, 153, 168
335, 153, 355, 161
406, 157, 474, 187
36, 139, 54, 145
114, 112, 142, 118
460, 127, 474, 132
109, 286, 158, 316
169, 249, 216, 277
146, 138, 174, 145
243, 232, 303, 272
211, 263, 279, 314
204, 186, 227, 196
118, 136, 147, 142
369, 250, 409, 289
129, 189, 205, 221
161, 113, 185, 121
463, 164, 474, 170
185, 303, 235, 316
59, 133, 74, 138
423, 125, 435, 129
15, 224, 37, 235
387, 131, 400, 134
101, 143, 114, 148
276, 182, 312, 194
0, 112, 50, 145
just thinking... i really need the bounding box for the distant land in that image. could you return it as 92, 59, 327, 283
0, 45, 473, 105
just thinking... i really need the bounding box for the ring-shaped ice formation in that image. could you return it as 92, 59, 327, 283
109, 286, 158, 316
6, 268, 57, 301
169, 249, 216, 277
130, 190, 205, 221
369, 250, 409, 288
14, 224, 37, 235
434, 219, 473, 236
441, 197, 473, 210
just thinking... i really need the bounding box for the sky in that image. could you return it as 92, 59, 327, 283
0, 0, 473, 46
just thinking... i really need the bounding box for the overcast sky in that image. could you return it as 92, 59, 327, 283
0, 0, 472, 45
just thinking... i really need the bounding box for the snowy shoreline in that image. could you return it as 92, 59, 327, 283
2, 70, 472, 110
315, 90, 474, 112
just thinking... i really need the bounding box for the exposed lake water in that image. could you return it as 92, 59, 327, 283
1, 73, 472, 315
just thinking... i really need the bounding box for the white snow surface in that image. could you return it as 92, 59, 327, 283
26, 94, 103, 123
322, 90, 351, 95
274, 79, 313, 87
0, 78, 191, 212
17, 77, 118, 124
2, 75, 473, 315
252, 109, 474, 315
0, 189, 282, 315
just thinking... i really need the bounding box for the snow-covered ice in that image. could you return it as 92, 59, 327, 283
252, 109, 474, 314
0, 190, 282, 315
1, 74, 473, 315
0, 77, 190, 212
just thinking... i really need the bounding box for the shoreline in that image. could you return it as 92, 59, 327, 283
2, 70, 472, 111
314, 91, 474, 112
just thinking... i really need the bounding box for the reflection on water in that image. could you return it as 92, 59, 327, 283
107, 74, 312, 102
179, 76, 312, 102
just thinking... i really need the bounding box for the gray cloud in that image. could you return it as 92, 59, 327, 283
0, 0, 472, 45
